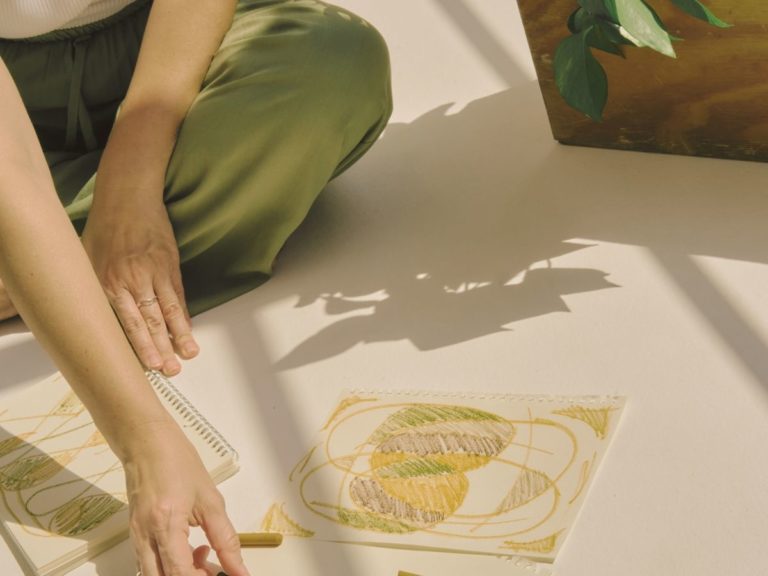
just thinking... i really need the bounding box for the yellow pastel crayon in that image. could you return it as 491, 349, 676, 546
237, 532, 284, 547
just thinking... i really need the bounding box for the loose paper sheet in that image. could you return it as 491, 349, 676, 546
264, 389, 625, 562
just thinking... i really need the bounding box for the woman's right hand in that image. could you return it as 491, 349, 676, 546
123, 420, 250, 576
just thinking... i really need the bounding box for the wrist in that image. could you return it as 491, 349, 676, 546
108, 413, 183, 463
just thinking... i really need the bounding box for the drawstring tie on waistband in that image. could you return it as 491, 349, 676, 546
66, 34, 98, 151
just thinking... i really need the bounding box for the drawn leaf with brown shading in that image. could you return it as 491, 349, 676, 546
378, 472, 469, 518
49, 494, 124, 536
349, 476, 446, 529
495, 468, 552, 513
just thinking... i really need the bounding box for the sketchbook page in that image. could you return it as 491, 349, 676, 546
0, 371, 238, 576
264, 389, 625, 563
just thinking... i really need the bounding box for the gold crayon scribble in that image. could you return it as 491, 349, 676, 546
261, 503, 314, 537
553, 406, 615, 439
500, 531, 561, 554
321, 396, 378, 431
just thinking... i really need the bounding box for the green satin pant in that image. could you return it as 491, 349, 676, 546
0, 0, 392, 314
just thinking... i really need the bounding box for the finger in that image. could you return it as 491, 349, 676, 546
170, 265, 194, 326
112, 289, 163, 371
135, 539, 163, 576
156, 278, 198, 360
200, 502, 250, 576
192, 545, 220, 575
154, 509, 202, 576
138, 296, 181, 377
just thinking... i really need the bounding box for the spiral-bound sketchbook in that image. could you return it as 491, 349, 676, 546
0, 371, 239, 576
263, 389, 624, 563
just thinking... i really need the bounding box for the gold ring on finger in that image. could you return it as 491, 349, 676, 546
136, 296, 159, 309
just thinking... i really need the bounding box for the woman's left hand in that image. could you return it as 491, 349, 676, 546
0, 277, 18, 321
81, 194, 199, 375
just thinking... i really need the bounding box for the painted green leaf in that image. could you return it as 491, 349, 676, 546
578, 0, 617, 21
596, 20, 635, 47
670, 0, 731, 28
615, 0, 676, 57
568, 7, 594, 34
588, 24, 625, 56
554, 28, 608, 121
602, 0, 619, 21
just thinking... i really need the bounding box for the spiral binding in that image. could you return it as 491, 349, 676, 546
145, 371, 239, 461
345, 387, 624, 406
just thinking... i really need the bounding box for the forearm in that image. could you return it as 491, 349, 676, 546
94, 0, 236, 206
0, 60, 173, 460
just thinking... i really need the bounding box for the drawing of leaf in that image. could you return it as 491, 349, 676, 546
0, 452, 73, 490
553, 405, 614, 438
84, 430, 107, 448
0, 434, 31, 458
500, 531, 561, 554
374, 456, 455, 479
53, 391, 84, 415
377, 472, 469, 518
260, 503, 314, 537
49, 494, 124, 536
368, 405, 510, 446
371, 451, 494, 477
349, 476, 445, 529
337, 505, 420, 533
321, 395, 378, 430
495, 468, 553, 513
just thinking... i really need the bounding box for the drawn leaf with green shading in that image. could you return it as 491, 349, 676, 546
368, 404, 509, 445
50, 494, 124, 536
0, 453, 72, 490
0, 434, 30, 458
337, 506, 420, 533
670, 0, 731, 28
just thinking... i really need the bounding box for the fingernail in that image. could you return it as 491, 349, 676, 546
164, 360, 181, 375
149, 355, 163, 369
183, 343, 199, 357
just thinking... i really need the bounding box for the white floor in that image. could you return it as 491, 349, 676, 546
3, 1, 768, 575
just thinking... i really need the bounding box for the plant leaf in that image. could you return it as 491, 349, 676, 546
669, 0, 731, 28
615, 0, 676, 57
554, 28, 608, 121
596, 20, 635, 46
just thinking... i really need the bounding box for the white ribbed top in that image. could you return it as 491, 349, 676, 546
0, 0, 137, 39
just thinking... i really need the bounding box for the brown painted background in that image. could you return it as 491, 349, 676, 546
517, 1, 768, 161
